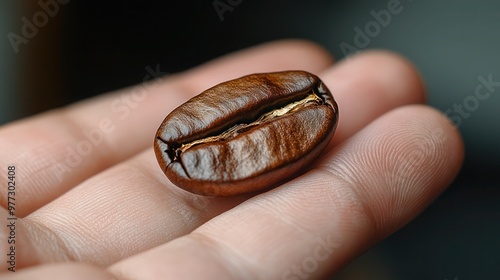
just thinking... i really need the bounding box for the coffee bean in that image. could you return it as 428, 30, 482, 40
154, 71, 339, 196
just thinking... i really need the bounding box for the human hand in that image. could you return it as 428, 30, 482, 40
0, 40, 463, 279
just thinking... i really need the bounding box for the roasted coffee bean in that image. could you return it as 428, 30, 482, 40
154, 71, 339, 196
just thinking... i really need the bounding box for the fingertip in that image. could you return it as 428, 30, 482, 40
333, 50, 426, 104
320, 50, 426, 144
311, 104, 465, 241
365, 50, 426, 104
408, 105, 465, 179
361, 104, 465, 236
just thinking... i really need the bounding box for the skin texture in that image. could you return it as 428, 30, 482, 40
155, 71, 339, 196
0, 40, 463, 279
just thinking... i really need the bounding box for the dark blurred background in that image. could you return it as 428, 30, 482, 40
1, 1, 499, 279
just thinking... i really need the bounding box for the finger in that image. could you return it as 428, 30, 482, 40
109, 105, 464, 280
16, 50, 428, 269
0, 39, 333, 217
320, 50, 426, 146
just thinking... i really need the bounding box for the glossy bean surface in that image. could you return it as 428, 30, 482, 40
154, 71, 339, 196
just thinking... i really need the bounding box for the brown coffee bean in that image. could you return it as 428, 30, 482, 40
154, 71, 338, 196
